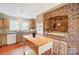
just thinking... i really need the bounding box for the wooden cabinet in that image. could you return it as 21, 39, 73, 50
44, 19, 50, 31
0, 18, 9, 28
53, 40, 67, 55
0, 19, 3, 28
53, 40, 60, 54
0, 38, 2, 46
44, 34, 67, 55
16, 34, 22, 42
59, 41, 67, 55
0, 18, 9, 34
0, 34, 7, 46
3, 18, 9, 27
29, 19, 35, 29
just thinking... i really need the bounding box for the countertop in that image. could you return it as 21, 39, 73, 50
44, 32, 68, 37
23, 35, 52, 46
0, 31, 32, 34
0, 32, 17, 34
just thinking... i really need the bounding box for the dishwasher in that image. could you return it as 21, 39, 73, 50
7, 34, 16, 45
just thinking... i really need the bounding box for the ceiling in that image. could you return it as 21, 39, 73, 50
0, 3, 61, 18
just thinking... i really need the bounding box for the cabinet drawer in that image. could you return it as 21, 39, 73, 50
26, 40, 38, 54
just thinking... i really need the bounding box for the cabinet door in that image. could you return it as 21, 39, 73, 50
0, 35, 2, 46
0, 19, 3, 28
0, 39, 2, 46
0, 35, 7, 46
59, 41, 67, 55
16, 35, 22, 42
53, 40, 60, 54
2, 38, 7, 45
3, 19, 9, 27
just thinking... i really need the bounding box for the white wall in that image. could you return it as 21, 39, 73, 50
0, 3, 60, 18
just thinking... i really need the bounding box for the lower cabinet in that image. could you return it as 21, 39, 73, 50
53, 40, 67, 55
59, 41, 67, 55
0, 34, 23, 46
53, 40, 60, 54
0, 39, 2, 46
16, 34, 22, 42
0, 34, 22, 46
0, 34, 7, 46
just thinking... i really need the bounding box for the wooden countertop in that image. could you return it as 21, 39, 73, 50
23, 35, 52, 46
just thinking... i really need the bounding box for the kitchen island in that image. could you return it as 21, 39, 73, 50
23, 35, 53, 55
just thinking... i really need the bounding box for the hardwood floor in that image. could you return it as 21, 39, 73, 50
0, 42, 52, 55
0, 43, 28, 55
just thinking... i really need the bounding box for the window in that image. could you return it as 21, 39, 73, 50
9, 20, 20, 31
9, 20, 29, 31
21, 22, 29, 31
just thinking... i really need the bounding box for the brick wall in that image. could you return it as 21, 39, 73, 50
44, 3, 79, 55
68, 4, 79, 54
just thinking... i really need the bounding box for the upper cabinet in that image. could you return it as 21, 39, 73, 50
0, 13, 9, 28
0, 18, 9, 28
0, 19, 3, 28
3, 18, 9, 28
29, 19, 35, 29
0, 18, 9, 34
